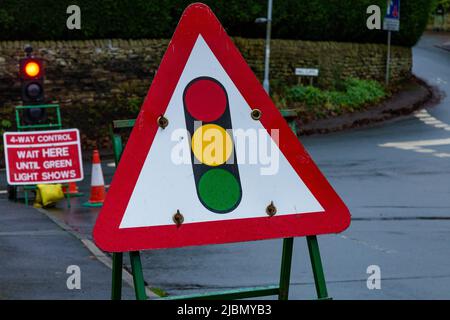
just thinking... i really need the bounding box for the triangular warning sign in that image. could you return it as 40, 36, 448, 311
93, 3, 350, 252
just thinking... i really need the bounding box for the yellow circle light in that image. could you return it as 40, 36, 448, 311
192, 124, 233, 166
25, 62, 40, 77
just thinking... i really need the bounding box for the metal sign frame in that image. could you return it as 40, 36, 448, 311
111, 237, 330, 300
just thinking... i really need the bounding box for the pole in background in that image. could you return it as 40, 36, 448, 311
385, 30, 391, 85
383, 0, 400, 86
256, 0, 273, 94
263, 0, 273, 94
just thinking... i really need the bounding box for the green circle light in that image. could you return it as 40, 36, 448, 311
198, 169, 241, 212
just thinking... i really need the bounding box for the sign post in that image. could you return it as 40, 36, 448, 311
93, 3, 350, 300
383, 0, 400, 85
295, 68, 319, 86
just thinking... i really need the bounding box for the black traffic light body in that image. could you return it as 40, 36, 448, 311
19, 52, 46, 124
183, 76, 242, 214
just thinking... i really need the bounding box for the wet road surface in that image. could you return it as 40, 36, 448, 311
1, 33, 449, 299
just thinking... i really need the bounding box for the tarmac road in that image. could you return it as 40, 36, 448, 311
1, 32, 449, 299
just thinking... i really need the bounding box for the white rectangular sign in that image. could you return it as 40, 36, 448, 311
383, 18, 400, 31
295, 68, 319, 77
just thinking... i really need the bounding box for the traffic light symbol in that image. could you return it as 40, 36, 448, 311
183, 77, 242, 213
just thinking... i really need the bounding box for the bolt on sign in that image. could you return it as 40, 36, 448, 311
3, 129, 83, 185
93, 3, 351, 252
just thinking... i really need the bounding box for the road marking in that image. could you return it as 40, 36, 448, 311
414, 109, 450, 131
0, 190, 7, 194
380, 137, 450, 158
414, 148, 435, 153
434, 153, 450, 158
380, 110, 450, 158
381, 138, 450, 148
435, 77, 448, 85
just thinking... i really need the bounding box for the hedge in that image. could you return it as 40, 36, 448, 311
0, 0, 433, 46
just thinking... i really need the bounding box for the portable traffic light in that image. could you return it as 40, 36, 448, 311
19, 46, 46, 124
183, 77, 242, 213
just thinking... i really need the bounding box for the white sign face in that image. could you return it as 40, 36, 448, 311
383, 18, 400, 31
295, 68, 319, 77
118, 35, 324, 229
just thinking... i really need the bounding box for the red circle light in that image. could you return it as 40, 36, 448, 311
184, 78, 227, 122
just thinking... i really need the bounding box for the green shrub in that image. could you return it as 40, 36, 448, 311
285, 78, 386, 118
285, 86, 324, 107
0, 0, 433, 46
338, 78, 386, 108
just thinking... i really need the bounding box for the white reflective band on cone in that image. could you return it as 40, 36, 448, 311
91, 163, 105, 186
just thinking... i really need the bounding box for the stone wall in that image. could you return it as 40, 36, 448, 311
233, 38, 412, 89
0, 38, 412, 150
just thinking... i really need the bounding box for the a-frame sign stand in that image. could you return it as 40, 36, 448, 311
110, 236, 330, 300
94, 3, 350, 301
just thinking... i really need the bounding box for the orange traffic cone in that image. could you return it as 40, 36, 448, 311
63, 181, 84, 197
83, 149, 106, 207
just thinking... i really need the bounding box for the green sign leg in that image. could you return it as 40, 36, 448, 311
306, 235, 330, 299
24, 187, 29, 206
112, 134, 123, 166
66, 192, 71, 208
278, 237, 294, 300
129, 251, 147, 300
111, 252, 123, 300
